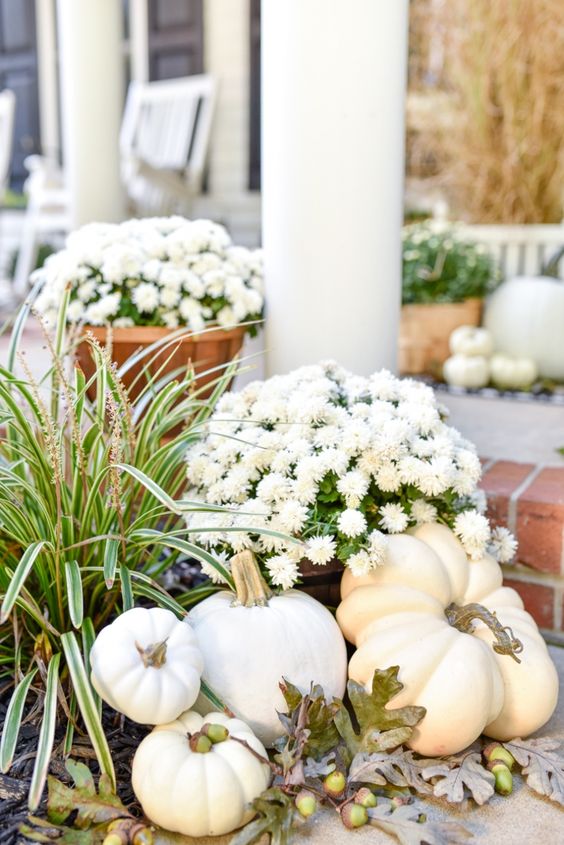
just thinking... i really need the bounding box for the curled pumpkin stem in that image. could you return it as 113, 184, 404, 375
445, 602, 523, 663
135, 637, 169, 668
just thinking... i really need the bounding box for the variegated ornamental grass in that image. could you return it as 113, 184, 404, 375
0, 290, 277, 808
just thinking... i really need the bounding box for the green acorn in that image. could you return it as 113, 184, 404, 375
483, 742, 515, 771
323, 770, 346, 797
341, 803, 368, 829
295, 789, 317, 818
487, 761, 513, 796
354, 787, 377, 808
202, 722, 229, 743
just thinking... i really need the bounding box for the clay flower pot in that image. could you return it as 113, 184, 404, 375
399, 297, 483, 377
76, 324, 246, 404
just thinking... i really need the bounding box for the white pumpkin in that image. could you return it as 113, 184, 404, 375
484, 275, 564, 379
132, 710, 271, 837
336, 523, 558, 757
443, 354, 490, 388
449, 325, 494, 357
489, 353, 538, 390
90, 607, 203, 725
188, 550, 348, 746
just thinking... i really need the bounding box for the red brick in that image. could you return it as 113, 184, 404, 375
480, 460, 535, 528
503, 578, 555, 629
516, 467, 564, 574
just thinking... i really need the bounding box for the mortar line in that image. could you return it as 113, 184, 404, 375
507, 463, 544, 533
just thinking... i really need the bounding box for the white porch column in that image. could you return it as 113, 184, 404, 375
35, 0, 60, 163
130, 0, 150, 83
262, 0, 409, 376
57, 0, 126, 227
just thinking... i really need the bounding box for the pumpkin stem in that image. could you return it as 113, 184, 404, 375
445, 602, 523, 663
230, 550, 273, 607
135, 637, 168, 668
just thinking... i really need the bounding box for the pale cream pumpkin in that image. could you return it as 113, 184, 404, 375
336, 523, 558, 756
188, 550, 348, 746
132, 710, 271, 837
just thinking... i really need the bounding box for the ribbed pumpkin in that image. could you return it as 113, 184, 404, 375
336, 523, 558, 756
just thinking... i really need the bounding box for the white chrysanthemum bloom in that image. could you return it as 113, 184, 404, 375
337, 509, 367, 538
469, 488, 488, 514
113, 317, 135, 328
200, 551, 231, 585
266, 554, 299, 590
305, 535, 337, 565
277, 500, 309, 533
160, 285, 181, 309
132, 282, 159, 313
453, 510, 491, 560
375, 463, 402, 493
347, 550, 373, 577
368, 530, 388, 565
379, 503, 409, 533
67, 299, 85, 322
411, 499, 438, 525
76, 279, 97, 302
337, 470, 370, 508
489, 526, 517, 564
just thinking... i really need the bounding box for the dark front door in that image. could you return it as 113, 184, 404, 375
0, 0, 40, 191
148, 0, 204, 81
249, 0, 260, 191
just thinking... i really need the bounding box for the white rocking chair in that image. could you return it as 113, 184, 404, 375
0, 89, 15, 202
13, 74, 217, 295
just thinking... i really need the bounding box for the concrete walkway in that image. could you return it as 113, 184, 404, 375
166, 646, 563, 845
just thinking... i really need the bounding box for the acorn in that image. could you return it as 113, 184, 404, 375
189, 732, 213, 753
354, 787, 377, 808
487, 761, 513, 796
202, 722, 229, 744
340, 803, 368, 829
483, 742, 515, 771
132, 827, 154, 845
295, 789, 317, 818
323, 770, 346, 797
102, 835, 126, 845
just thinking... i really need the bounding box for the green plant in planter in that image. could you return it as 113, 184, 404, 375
402, 222, 498, 305
0, 291, 283, 809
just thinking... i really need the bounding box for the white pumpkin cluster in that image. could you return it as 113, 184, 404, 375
32, 216, 264, 333
444, 325, 538, 390
185, 361, 516, 587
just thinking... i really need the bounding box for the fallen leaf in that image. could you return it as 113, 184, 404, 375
348, 750, 432, 793
303, 752, 336, 778
504, 737, 564, 805
368, 802, 473, 845
421, 751, 495, 805
334, 667, 426, 756
229, 787, 298, 845
47, 760, 129, 828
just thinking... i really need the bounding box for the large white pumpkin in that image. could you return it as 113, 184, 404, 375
336, 523, 558, 756
90, 607, 203, 725
188, 550, 348, 746
484, 275, 564, 379
132, 710, 271, 837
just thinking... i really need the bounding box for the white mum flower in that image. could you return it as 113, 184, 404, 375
200, 551, 231, 585
489, 526, 517, 564
347, 550, 373, 577
453, 510, 491, 560
67, 300, 85, 322
277, 500, 309, 532
411, 499, 438, 525
305, 535, 337, 565
266, 554, 299, 590
368, 530, 388, 565
379, 503, 408, 533
132, 282, 159, 313
337, 509, 367, 538
337, 470, 370, 507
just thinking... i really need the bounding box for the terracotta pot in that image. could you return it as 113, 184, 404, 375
76, 324, 246, 404
399, 298, 483, 377
298, 557, 343, 607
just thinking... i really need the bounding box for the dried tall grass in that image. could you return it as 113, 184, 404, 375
441, 0, 564, 223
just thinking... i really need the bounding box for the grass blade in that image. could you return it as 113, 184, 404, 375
28, 654, 60, 810
0, 668, 37, 773
64, 560, 83, 628
131, 579, 186, 616
61, 631, 115, 789
114, 463, 179, 512
200, 679, 229, 714
120, 565, 133, 611
0, 541, 47, 623
81, 616, 101, 716
103, 539, 120, 588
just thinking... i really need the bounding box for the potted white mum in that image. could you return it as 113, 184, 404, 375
184, 361, 515, 592
32, 216, 264, 399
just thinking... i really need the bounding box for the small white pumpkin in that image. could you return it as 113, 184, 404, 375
489, 353, 538, 390
336, 523, 558, 757
449, 325, 494, 357
484, 274, 564, 379
90, 607, 203, 725
188, 551, 348, 746
443, 354, 490, 388
132, 710, 271, 837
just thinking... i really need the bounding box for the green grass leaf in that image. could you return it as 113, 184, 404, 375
28, 653, 60, 810
64, 560, 84, 628
0, 540, 48, 623
61, 632, 115, 790
120, 565, 133, 611
103, 539, 120, 588
0, 668, 37, 773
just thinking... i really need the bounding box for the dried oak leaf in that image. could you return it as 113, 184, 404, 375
334, 667, 426, 756
47, 759, 130, 827
229, 787, 298, 845
368, 802, 472, 845
278, 680, 339, 758
421, 750, 495, 806
20, 816, 103, 844
303, 751, 337, 778
348, 749, 432, 793
503, 737, 564, 805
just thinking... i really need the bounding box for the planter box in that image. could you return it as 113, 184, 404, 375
399, 298, 482, 376
76, 324, 246, 403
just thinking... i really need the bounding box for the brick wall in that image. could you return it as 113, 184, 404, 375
481, 459, 564, 635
